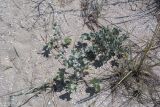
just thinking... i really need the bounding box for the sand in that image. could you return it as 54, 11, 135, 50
0, 0, 158, 107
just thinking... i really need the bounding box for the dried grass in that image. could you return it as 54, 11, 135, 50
80, 0, 103, 31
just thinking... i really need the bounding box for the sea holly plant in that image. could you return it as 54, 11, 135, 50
55, 68, 65, 82
65, 80, 77, 92
62, 37, 72, 47
41, 23, 72, 57
90, 78, 101, 93
42, 39, 54, 57
40, 23, 62, 57
81, 27, 128, 65
52, 26, 129, 98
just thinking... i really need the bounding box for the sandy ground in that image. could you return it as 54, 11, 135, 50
0, 0, 158, 107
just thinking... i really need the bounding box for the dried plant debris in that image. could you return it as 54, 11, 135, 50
145, 0, 160, 15
153, 0, 160, 14
80, 0, 104, 31
58, 0, 75, 6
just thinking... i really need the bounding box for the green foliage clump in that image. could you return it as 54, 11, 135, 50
90, 78, 101, 92
54, 27, 128, 94
63, 37, 72, 47
81, 27, 128, 65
